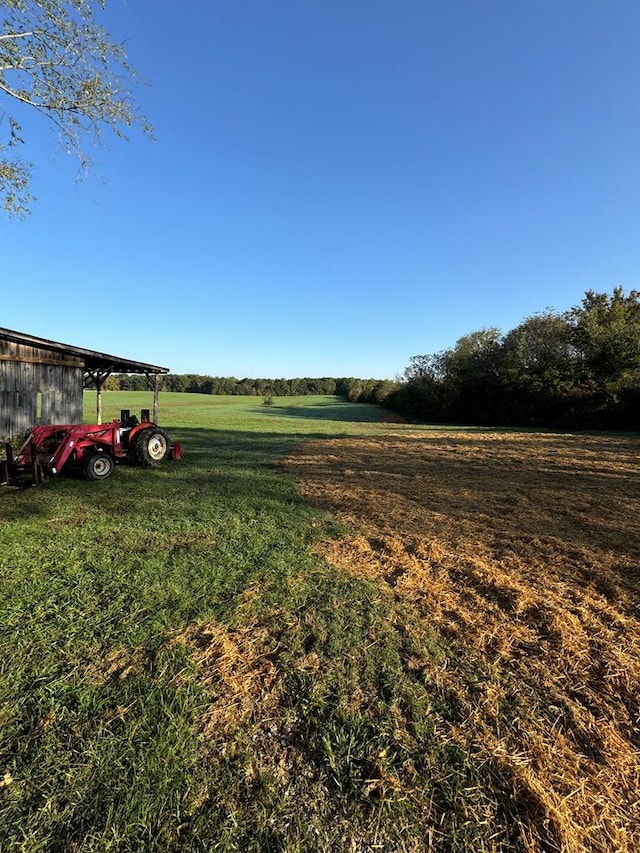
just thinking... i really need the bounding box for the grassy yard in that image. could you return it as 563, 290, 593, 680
1, 394, 638, 852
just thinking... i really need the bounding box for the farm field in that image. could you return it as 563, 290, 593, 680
1, 393, 639, 852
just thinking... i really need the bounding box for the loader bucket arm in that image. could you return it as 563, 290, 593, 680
50, 431, 80, 474
50, 425, 118, 474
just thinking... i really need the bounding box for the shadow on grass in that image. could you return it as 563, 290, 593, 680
167, 426, 326, 461
253, 402, 386, 423
0, 491, 49, 520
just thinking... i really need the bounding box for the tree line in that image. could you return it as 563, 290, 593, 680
108, 288, 640, 430
105, 373, 397, 402
384, 288, 640, 430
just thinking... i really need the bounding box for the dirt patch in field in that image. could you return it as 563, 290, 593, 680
284, 431, 640, 853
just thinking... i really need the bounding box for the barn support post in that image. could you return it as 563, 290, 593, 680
153, 374, 159, 424
84, 370, 112, 424
144, 372, 160, 423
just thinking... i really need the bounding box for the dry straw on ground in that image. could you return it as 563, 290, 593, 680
283, 431, 640, 853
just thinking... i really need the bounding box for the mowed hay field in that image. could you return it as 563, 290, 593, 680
1, 394, 639, 852
284, 431, 640, 851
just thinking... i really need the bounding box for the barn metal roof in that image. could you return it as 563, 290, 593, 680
0, 327, 170, 374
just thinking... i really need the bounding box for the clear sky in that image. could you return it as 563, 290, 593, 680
2, 1, 639, 379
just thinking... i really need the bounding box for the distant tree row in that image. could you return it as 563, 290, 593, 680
105, 288, 638, 430
386, 288, 640, 429
105, 373, 396, 400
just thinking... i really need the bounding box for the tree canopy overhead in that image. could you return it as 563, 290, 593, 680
0, 0, 151, 215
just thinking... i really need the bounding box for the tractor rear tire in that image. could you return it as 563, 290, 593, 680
131, 427, 170, 466
83, 451, 115, 481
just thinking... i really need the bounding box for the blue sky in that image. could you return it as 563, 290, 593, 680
2, 1, 639, 379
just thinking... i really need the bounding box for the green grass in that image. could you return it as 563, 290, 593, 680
89, 390, 394, 430
1, 394, 514, 852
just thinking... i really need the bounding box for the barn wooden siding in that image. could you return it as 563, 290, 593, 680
0, 340, 84, 439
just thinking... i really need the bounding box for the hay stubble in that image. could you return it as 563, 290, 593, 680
285, 431, 640, 852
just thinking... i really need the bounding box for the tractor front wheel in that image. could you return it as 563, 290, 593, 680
131, 428, 170, 466
83, 451, 115, 481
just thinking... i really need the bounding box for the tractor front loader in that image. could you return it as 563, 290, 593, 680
1, 410, 182, 486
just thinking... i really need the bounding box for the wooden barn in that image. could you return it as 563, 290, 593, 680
0, 327, 169, 440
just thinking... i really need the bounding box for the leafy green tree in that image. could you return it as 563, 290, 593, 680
404, 354, 442, 383
372, 379, 398, 404
395, 289, 640, 428
103, 374, 121, 391
392, 354, 447, 419
164, 374, 190, 393
272, 378, 289, 396
568, 288, 640, 427
1, 0, 151, 215
346, 380, 363, 403
439, 329, 503, 423
443, 328, 502, 379
119, 373, 145, 391
318, 377, 331, 395
500, 311, 578, 424
569, 288, 640, 385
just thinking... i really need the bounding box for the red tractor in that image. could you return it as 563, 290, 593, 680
1, 410, 182, 485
